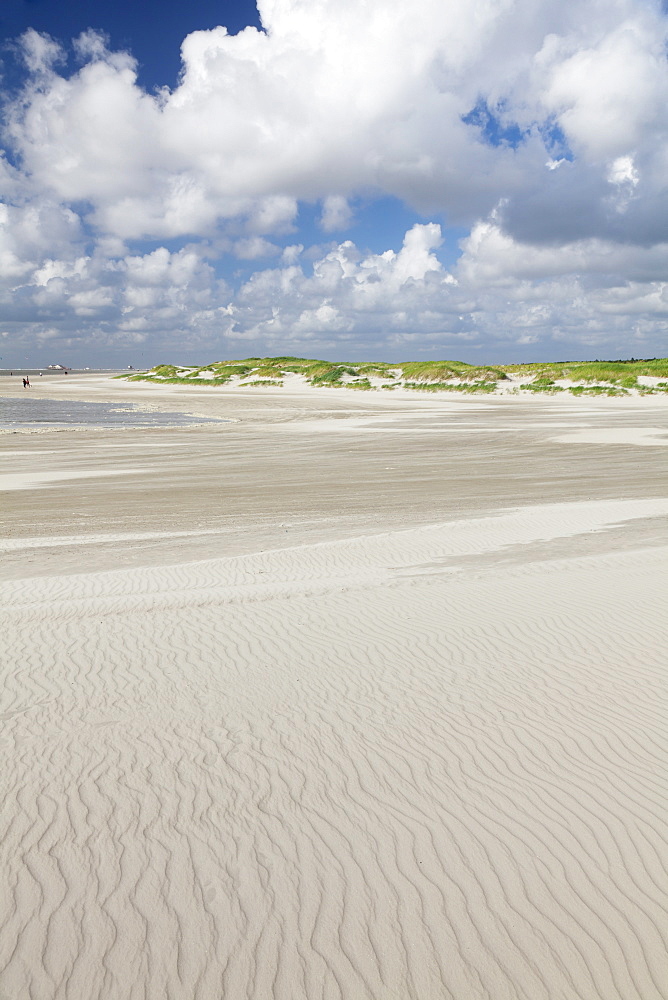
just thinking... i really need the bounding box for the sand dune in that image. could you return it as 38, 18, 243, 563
2, 500, 668, 999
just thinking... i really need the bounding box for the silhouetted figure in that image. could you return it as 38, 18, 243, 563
22, 378, 27, 388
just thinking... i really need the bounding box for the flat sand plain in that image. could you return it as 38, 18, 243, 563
2, 375, 668, 999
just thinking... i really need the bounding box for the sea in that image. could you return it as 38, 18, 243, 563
0, 371, 224, 430
0, 369, 123, 377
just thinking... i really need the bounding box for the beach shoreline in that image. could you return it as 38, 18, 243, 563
1, 375, 667, 998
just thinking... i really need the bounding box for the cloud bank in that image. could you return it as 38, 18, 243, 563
2, 0, 668, 363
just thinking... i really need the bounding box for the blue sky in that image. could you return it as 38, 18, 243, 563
1, 0, 668, 367
1, 1, 262, 92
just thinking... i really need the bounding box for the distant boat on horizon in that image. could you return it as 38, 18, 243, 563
47, 364, 71, 370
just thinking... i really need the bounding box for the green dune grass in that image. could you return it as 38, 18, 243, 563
118, 356, 668, 394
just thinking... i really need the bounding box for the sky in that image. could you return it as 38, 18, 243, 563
1, 0, 668, 367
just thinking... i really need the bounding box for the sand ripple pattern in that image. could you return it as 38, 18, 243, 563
1, 500, 668, 999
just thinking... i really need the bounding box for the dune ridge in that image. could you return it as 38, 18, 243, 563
2, 500, 668, 999
126, 355, 668, 397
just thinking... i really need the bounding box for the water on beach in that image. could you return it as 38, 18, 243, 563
0, 397, 224, 430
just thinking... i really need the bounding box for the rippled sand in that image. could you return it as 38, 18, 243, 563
2, 376, 668, 999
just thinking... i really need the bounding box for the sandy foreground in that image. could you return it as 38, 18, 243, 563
1, 375, 668, 999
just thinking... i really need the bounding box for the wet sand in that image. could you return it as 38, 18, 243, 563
1, 375, 668, 998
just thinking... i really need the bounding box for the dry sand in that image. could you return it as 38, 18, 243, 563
2, 375, 668, 999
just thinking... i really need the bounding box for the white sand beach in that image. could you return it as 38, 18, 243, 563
1, 375, 668, 999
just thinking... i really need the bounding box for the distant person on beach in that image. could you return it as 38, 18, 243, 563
26, 376, 30, 387
22, 378, 27, 388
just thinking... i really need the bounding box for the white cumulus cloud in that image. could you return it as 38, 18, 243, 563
2, 0, 668, 362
